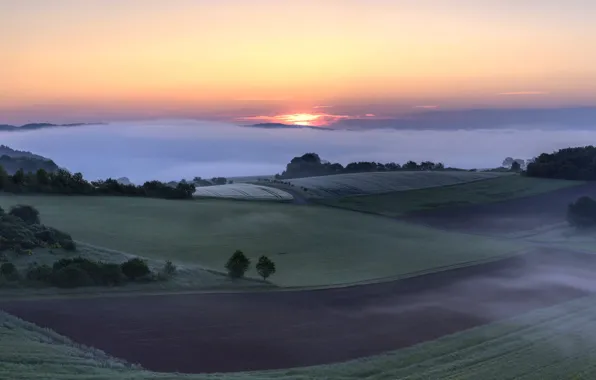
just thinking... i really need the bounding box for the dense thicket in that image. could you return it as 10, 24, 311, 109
567, 196, 596, 228
7, 257, 154, 288
277, 153, 450, 179
0, 167, 196, 199
0, 205, 76, 252
526, 146, 596, 180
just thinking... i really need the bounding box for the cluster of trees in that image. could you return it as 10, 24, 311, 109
567, 196, 596, 228
0, 204, 76, 253
277, 153, 449, 179
190, 176, 229, 187
0, 256, 176, 288
225, 250, 276, 281
0, 167, 196, 199
526, 146, 596, 181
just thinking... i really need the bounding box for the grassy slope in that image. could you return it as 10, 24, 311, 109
285, 170, 508, 198
319, 175, 583, 217
0, 195, 522, 287
3, 295, 596, 380
0, 243, 268, 299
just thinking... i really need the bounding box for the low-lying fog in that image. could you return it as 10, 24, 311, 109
2, 119, 596, 183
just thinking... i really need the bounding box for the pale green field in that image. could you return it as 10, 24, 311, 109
320, 176, 583, 217
515, 224, 596, 253
3, 295, 596, 380
194, 183, 293, 201
286, 170, 509, 198
0, 195, 523, 287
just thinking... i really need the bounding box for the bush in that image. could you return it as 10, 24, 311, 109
100, 263, 125, 285
225, 250, 251, 279
26, 263, 52, 282
567, 196, 596, 228
9, 204, 40, 225
162, 260, 177, 276
51, 265, 94, 288
0, 262, 19, 281
30, 224, 76, 250
120, 258, 150, 280
255, 255, 276, 280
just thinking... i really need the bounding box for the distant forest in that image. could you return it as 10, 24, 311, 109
0, 167, 195, 199
277, 153, 455, 179
526, 146, 596, 180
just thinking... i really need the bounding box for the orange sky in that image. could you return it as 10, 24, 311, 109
2, 0, 596, 124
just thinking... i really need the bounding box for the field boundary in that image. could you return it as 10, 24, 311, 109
0, 245, 532, 302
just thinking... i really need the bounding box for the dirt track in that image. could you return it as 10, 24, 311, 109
404, 182, 596, 234
3, 248, 596, 373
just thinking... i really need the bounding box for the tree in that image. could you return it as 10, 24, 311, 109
255, 255, 276, 281
36, 168, 49, 185
120, 258, 150, 280
9, 204, 40, 225
502, 157, 514, 168
225, 250, 251, 279
567, 196, 596, 228
11, 168, 25, 185
510, 161, 521, 172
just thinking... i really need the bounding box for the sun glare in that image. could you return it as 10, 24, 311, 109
278, 113, 321, 126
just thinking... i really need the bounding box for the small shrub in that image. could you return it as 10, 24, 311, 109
255, 255, 276, 281
162, 260, 177, 276
121, 258, 150, 280
568, 196, 596, 228
0, 262, 19, 281
26, 263, 52, 282
100, 263, 125, 286
51, 265, 94, 288
225, 250, 251, 279
0, 262, 16, 275
9, 205, 40, 225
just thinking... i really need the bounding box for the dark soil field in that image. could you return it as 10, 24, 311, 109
2, 248, 596, 373
404, 182, 596, 234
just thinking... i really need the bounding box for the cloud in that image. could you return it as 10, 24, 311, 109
2, 119, 596, 183
365, 113, 376, 117
499, 91, 549, 95
313, 105, 333, 109
414, 105, 439, 109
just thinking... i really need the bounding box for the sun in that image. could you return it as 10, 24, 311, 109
277, 113, 322, 126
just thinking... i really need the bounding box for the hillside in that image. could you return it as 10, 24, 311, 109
0, 145, 59, 174
0, 122, 102, 132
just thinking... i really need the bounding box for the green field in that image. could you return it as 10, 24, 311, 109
0, 195, 522, 287
283, 170, 508, 198
319, 176, 583, 217
3, 295, 596, 380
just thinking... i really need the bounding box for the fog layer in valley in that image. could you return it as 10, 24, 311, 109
2, 119, 596, 183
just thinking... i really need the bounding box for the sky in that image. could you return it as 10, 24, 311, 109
2, 0, 596, 126
2, 120, 596, 182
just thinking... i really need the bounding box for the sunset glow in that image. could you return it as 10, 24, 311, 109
2, 1, 596, 124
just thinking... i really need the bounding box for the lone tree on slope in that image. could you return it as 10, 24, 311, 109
256, 255, 276, 281
225, 250, 251, 279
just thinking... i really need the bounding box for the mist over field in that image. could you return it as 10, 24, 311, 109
2, 119, 596, 183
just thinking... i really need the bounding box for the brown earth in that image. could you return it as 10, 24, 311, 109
404, 182, 596, 234
2, 248, 596, 373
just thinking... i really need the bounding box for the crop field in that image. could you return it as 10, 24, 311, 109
3, 249, 596, 379
0, 195, 522, 287
193, 183, 293, 201
404, 181, 596, 236
286, 170, 509, 198
321, 175, 583, 217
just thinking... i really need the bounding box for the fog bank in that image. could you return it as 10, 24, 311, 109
1, 119, 595, 183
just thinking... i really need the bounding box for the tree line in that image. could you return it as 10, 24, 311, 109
0, 166, 196, 199
526, 146, 596, 181
277, 153, 452, 179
